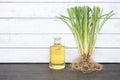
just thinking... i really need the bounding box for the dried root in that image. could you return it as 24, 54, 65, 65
70, 55, 103, 73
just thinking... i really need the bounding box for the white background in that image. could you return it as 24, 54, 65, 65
0, 0, 120, 63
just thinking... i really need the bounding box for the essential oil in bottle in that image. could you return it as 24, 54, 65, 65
49, 37, 65, 70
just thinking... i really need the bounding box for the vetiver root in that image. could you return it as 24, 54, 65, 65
70, 55, 103, 73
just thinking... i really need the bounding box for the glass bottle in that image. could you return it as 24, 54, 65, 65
49, 37, 65, 70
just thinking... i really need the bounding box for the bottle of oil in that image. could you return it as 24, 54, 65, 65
49, 37, 65, 70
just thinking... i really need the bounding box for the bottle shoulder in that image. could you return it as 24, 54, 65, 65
50, 44, 65, 48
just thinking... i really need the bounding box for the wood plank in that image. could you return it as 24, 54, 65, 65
0, 19, 119, 33
0, 64, 120, 80
0, 34, 120, 47
0, 49, 120, 63
0, 3, 119, 18
0, 0, 119, 2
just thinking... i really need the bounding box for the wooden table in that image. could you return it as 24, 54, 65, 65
0, 64, 119, 80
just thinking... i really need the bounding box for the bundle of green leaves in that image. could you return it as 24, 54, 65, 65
59, 6, 114, 72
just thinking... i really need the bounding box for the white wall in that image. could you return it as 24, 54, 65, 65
0, 0, 120, 63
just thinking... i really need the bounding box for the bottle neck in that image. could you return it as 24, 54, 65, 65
54, 37, 61, 45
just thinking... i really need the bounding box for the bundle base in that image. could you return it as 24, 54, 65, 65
70, 55, 103, 73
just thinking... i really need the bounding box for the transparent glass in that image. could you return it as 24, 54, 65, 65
49, 37, 65, 70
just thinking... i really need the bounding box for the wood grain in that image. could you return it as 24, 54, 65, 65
0, 19, 119, 33
0, 64, 119, 80
0, 3, 119, 18
0, 49, 120, 63
0, 34, 120, 47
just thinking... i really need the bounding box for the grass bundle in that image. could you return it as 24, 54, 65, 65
59, 6, 114, 73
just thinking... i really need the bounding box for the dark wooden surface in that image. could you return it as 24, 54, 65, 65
0, 64, 119, 80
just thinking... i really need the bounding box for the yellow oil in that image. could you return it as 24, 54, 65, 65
49, 44, 65, 70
